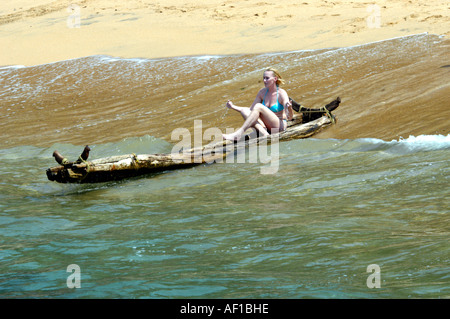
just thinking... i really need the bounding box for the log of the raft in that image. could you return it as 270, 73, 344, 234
52, 145, 90, 165
186, 113, 335, 158
290, 96, 341, 123
46, 152, 225, 183
46, 97, 341, 183
46, 116, 332, 183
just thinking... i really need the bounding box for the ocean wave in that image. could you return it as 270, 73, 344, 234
395, 134, 450, 146
285, 134, 450, 157
349, 134, 450, 153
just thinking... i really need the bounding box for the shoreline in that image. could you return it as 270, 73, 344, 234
1, 31, 441, 69
1, 0, 449, 67
1, 1, 449, 146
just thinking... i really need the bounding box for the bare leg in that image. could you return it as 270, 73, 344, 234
223, 103, 281, 141
226, 101, 268, 137
226, 100, 246, 114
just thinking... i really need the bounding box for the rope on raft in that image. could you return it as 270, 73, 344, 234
298, 105, 336, 124
77, 155, 90, 181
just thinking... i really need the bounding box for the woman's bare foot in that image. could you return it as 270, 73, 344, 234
226, 100, 243, 112
222, 129, 244, 141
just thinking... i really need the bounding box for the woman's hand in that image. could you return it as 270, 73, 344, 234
226, 100, 234, 109
285, 101, 293, 120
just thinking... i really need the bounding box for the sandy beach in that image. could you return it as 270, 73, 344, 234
1, 0, 449, 66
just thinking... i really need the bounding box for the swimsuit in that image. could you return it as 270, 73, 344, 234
262, 87, 284, 113
262, 87, 288, 132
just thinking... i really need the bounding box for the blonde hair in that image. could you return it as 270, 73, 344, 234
265, 67, 285, 86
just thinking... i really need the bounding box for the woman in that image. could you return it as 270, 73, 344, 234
222, 67, 293, 141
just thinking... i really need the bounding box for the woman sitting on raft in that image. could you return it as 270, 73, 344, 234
222, 67, 294, 141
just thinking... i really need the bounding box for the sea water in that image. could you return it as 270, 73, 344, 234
0, 33, 449, 298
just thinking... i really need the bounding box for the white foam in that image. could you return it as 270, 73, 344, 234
395, 134, 450, 150
194, 55, 223, 61
0, 65, 26, 71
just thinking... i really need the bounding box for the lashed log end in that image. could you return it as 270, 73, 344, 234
79, 145, 90, 161
52, 150, 66, 164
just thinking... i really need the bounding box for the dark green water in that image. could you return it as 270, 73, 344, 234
0, 135, 448, 298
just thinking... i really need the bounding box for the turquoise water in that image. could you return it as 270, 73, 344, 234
1, 33, 449, 299
1, 135, 448, 298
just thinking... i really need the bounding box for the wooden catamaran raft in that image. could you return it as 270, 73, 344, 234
46, 97, 341, 183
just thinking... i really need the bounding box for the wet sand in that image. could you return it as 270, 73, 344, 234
313, 38, 450, 140
0, 1, 449, 146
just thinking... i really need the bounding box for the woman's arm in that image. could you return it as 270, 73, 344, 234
279, 88, 293, 120
286, 102, 293, 120
250, 88, 265, 108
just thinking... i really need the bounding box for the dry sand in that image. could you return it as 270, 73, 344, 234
1, 0, 449, 66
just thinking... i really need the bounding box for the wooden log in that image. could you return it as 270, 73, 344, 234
45, 116, 332, 183
46, 97, 340, 183
291, 96, 341, 123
